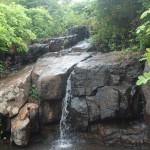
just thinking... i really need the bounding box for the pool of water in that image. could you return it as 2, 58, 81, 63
0, 137, 149, 150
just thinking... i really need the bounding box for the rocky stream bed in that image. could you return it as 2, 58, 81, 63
0, 26, 150, 150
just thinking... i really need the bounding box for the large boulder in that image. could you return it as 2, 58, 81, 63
68, 26, 89, 42
42, 35, 78, 50
69, 52, 144, 130
69, 97, 88, 131
22, 43, 49, 65
95, 86, 119, 120
0, 65, 33, 117
11, 103, 39, 146
32, 52, 91, 100
21, 35, 80, 65
32, 52, 91, 124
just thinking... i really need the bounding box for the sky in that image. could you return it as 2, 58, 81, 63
58, 0, 86, 4
72, 0, 86, 2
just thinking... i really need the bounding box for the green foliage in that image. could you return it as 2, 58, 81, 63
0, 3, 36, 52
27, 7, 53, 39
136, 48, 150, 85
136, 72, 150, 85
0, 60, 3, 72
90, 0, 142, 52
30, 84, 39, 99
136, 7, 150, 86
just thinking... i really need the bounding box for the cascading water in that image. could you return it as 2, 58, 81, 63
60, 74, 72, 140
53, 73, 73, 149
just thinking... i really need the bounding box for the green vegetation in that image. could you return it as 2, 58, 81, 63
0, 3, 35, 52
136, 7, 150, 85
30, 84, 39, 99
0, 0, 89, 55
0, 0, 150, 85
0, 0, 150, 54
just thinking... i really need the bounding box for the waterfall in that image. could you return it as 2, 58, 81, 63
54, 73, 73, 149
60, 74, 72, 140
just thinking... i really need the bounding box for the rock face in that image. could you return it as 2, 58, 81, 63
68, 26, 89, 42
39, 100, 62, 124
69, 52, 144, 131
0, 65, 33, 117
22, 35, 79, 65
71, 41, 94, 52
22, 43, 49, 65
89, 121, 147, 144
0, 46, 146, 146
11, 103, 39, 146
32, 52, 91, 124
33, 52, 91, 100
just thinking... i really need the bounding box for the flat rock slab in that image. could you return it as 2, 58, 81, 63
0, 65, 33, 117
71, 41, 93, 52
32, 52, 91, 100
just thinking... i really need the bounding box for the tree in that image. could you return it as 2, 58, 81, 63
27, 7, 53, 38
0, 3, 35, 53
136, 8, 150, 85
90, 0, 142, 52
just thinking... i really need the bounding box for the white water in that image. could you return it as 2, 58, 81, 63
56, 74, 73, 149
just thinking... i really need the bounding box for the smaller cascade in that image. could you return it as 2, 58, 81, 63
54, 73, 73, 149
60, 74, 72, 140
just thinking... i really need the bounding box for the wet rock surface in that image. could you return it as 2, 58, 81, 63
22, 35, 79, 65
0, 43, 147, 146
69, 52, 144, 130
0, 65, 33, 117
33, 52, 91, 100
39, 100, 62, 124
89, 120, 148, 144
71, 41, 93, 52
35, 52, 91, 124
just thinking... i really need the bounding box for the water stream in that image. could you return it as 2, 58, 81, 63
0, 73, 149, 150
52, 73, 73, 149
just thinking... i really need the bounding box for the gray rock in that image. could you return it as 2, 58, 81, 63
68, 26, 89, 42
96, 86, 119, 120
32, 52, 91, 100
86, 96, 101, 122
89, 121, 147, 144
71, 41, 93, 52
21, 34, 82, 65
69, 51, 143, 130
69, 97, 88, 131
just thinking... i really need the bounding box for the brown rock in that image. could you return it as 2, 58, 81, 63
89, 121, 147, 144
0, 65, 33, 117
11, 103, 39, 146
40, 100, 61, 124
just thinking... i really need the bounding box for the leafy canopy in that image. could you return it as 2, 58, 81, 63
136, 9, 150, 85
0, 3, 35, 52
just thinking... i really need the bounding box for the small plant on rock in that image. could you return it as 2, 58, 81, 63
0, 60, 3, 72
30, 84, 39, 100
